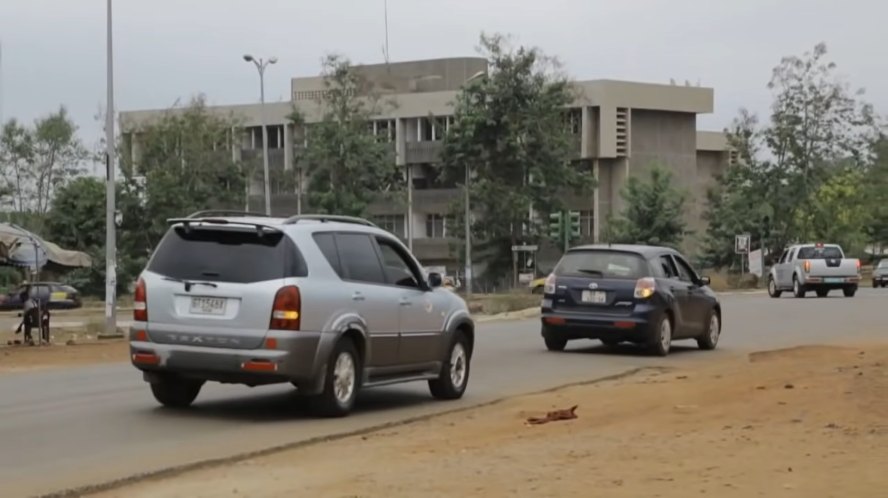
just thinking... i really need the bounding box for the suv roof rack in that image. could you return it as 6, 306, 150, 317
186, 210, 271, 219
283, 215, 377, 228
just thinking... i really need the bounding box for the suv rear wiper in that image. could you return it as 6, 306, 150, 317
162, 276, 218, 292
577, 269, 604, 276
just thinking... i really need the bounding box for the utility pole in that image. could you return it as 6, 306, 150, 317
464, 163, 472, 298
103, 0, 118, 338
243, 54, 277, 215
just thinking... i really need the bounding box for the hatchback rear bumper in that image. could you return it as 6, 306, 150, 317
129, 327, 330, 388
540, 307, 660, 342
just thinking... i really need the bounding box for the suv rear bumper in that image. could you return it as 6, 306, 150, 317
129, 328, 329, 387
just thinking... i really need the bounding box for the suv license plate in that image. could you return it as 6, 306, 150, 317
581, 290, 606, 304
190, 297, 227, 315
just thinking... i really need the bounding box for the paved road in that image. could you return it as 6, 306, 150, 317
2, 290, 887, 497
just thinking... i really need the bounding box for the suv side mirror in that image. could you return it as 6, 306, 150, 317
427, 272, 443, 288
699, 276, 711, 286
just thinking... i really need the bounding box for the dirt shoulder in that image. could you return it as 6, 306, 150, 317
91, 343, 888, 498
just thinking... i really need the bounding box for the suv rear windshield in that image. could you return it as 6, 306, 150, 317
147, 226, 307, 283
554, 250, 649, 279
797, 246, 843, 259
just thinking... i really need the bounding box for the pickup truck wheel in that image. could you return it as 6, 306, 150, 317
792, 275, 806, 298
429, 331, 471, 400
843, 286, 857, 298
816, 289, 829, 298
768, 277, 782, 298
150, 376, 203, 408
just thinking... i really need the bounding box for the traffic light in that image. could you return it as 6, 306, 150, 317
548, 212, 563, 240
568, 211, 581, 239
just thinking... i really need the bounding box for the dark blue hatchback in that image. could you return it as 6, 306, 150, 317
540, 244, 722, 356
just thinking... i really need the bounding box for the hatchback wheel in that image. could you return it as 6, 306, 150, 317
429, 331, 471, 400
150, 376, 203, 408
697, 310, 720, 351
309, 339, 360, 417
649, 314, 672, 357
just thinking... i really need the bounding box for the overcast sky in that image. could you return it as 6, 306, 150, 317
1, 0, 885, 151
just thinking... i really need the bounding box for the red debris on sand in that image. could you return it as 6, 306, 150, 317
526, 405, 579, 425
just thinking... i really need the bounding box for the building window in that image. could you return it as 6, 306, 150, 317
426, 214, 445, 238
564, 109, 581, 135
371, 214, 406, 238
419, 117, 434, 142
373, 119, 395, 142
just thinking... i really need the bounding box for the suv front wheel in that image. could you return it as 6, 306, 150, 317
429, 331, 471, 400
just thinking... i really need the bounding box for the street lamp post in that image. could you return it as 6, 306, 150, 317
464, 163, 472, 298
243, 54, 277, 216
104, 0, 118, 338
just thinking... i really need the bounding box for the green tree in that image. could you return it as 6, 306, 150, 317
119, 96, 247, 254
703, 42, 879, 268
293, 55, 400, 216
797, 165, 869, 255
31, 107, 89, 216
440, 34, 594, 280
606, 165, 687, 247
0, 119, 34, 212
45, 177, 140, 296
864, 137, 888, 254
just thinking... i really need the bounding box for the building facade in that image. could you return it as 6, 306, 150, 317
120, 57, 734, 277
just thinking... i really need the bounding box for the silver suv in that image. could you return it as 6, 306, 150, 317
129, 212, 474, 417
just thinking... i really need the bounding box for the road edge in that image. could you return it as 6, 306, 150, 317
36, 366, 667, 498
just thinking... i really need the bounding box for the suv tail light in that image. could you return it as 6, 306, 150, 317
270, 286, 301, 330
634, 277, 656, 299
543, 274, 557, 294
133, 278, 148, 322
803, 260, 811, 273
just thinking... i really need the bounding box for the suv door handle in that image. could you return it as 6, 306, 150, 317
352, 292, 365, 302
399, 298, 412, 306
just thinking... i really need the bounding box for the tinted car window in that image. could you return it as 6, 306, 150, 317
148, 226, 306, 283
555, 250, 649, 279
313, 232, 343, 277
797, 246, 843, 259
673, 255, 698, 283
659, 255, 679, 279
376, 239, 421, 288
335, 233, 386, 284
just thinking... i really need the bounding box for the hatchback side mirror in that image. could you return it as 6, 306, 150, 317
428, 272, 443, 288
699, 276, 711, 286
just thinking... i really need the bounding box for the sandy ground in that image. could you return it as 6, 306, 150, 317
86, 343, 888, 498
0, 336, 127, 373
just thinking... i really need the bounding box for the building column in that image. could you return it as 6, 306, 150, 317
593, 158, 600, 243
396, 118, 413, 250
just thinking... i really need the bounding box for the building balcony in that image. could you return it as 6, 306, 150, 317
405, 141, 443, 164
412, 237, 457, 261
241, 147, 286, 169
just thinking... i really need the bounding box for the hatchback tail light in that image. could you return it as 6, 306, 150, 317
270, 286, 301, 330
543, 274, 557, 294
634, 277, 656, 299
133, 278, 148, 322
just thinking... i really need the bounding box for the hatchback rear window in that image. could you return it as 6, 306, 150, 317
147, 226, 306, 283
554, 250, 649, 279
797, 246, 843, 259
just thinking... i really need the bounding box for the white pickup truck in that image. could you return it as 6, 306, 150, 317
767, 243, 861, 298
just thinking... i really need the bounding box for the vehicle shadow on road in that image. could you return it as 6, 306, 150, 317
565, 343, 700, 357
149, 387, 435, 422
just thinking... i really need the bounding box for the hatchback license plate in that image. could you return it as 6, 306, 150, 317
190, 297, 226, 315
581, 290, 607, 304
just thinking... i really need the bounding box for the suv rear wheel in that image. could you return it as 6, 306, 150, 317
543, 332, 568, 352
309, 339, 360, 417
150, 376, 203, 408
429, 331, 471, 400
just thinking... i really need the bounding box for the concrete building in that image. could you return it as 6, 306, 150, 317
119, 57, 734, 278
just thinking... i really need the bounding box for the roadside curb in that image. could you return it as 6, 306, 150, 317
36, 366, 660, 498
